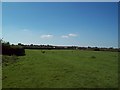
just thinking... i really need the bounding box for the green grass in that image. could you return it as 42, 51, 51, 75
2, 49, 118, 88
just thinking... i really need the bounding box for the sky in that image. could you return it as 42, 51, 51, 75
1, 0, 119, 2
2, 2, 118, 48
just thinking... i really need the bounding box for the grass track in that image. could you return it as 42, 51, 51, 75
2, 49, 118, 88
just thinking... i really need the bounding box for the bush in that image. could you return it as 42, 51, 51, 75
94, 48, 100, 51
11, 46, 25, 56
41, 50, 45, 53
2, 45, 25, 56
91, 56, 96, 59
1, 40, 25, 56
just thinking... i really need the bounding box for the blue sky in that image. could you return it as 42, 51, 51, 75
2, 2, 118, 47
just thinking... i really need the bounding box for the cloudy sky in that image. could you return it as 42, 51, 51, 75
2, 2, 118, 47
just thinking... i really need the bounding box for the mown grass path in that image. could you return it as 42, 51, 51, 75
3, 50, 118, 88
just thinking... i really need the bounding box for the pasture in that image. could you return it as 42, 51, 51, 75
2, 49, 118, 88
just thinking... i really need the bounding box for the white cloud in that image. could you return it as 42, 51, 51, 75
61, 33, 77, 38
68, 33, 77, 37
23, 29, 29, 32
40, 34, 53, 39
61, 35, 69, 38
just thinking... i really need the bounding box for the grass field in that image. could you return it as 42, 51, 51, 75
2, 49, 118, 88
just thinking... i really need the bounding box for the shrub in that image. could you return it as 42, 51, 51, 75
94, 48, 100, 51
91, 56, 96, 59
41, 50, 45, 53
1, 40, 25, 56
11, 46, 25, 56
2, 45, 25, 56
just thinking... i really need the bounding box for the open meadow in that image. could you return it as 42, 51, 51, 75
2, 49, 118, 88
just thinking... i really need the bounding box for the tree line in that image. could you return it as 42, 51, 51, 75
17, 43, 120, 52
0, 39, 119, 56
